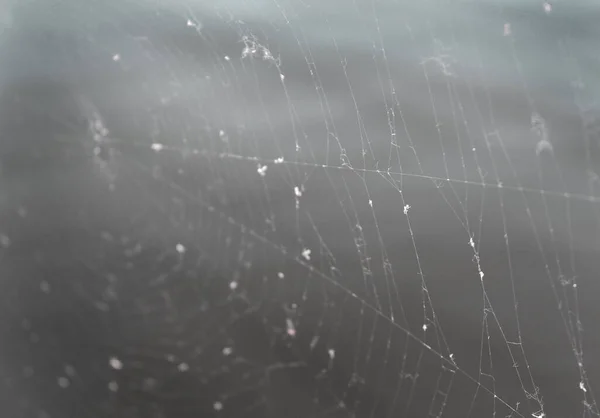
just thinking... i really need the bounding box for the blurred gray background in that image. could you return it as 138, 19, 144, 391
1, 1, 600, 417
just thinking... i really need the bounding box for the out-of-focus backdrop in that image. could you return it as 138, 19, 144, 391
1, 1, 600, 418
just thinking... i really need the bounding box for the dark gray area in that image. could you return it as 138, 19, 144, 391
1, 1, 600, 417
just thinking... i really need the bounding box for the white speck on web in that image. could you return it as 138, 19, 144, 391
112, 54, 120, 62
151, 143, 164, 152
422, 324, 428, 331
109, 357, 123, 370
543, 2, 552, 13
277, 272, 285, 279
186, 19, 201, 30
229, 281, 238, 290
286, 318, 296, 337
224, 55, 230, 61
580, 381, 587, 392
213, 401, 223, 411
178, 363, 190, 372
504, 23, 511, 36
328, 349, 335, 359
294, 186, 302, 197
403, 204, 410, 215
257, 165, 268, 177
302, 248, 311, 261
108, 381, 119, 392
175, 243, 186, 254
222, 347, 233, 356
274, 157, 284, 164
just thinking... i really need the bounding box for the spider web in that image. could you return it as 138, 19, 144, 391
1, 1, 600, 418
